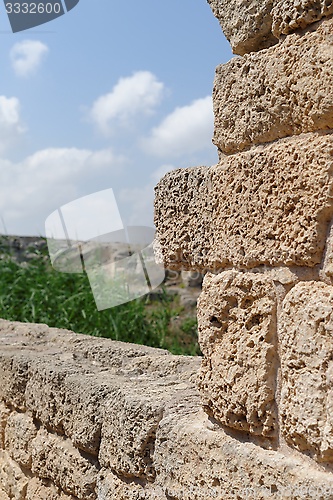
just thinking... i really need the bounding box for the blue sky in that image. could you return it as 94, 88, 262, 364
0, 0, 232, 236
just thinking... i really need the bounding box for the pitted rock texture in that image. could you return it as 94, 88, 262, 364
279, 281, 333, 462
197, 271, 278, 436
207, 0, 277, 55
154, 132, 333, 271
2, 320, 333, 497
213, 17, 333, 155
154, 406, 333, 500
5, 412, 37, 469
26, 478, 76, 500
207, 0, 333, 55
96, 471, 167, 500
272, 0, 333, 36
31, 429, 98, 500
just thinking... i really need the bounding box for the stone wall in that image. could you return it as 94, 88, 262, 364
2, 1, 333, 498
153, 0, 333, 497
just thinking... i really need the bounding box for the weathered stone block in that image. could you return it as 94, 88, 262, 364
279, 281, 333, 462
0, 450, 29, 500
31, 428, 98, 500
154, 405, 333, 500
0, 488, 10, 500
25, 359, 115, 456
272, 0, 333, 37
26, 478, 76, 500
5, 411, 37, 469
207, 0, 333, 55
0, 403, 10, 450
213, 18, 333, 155
207, 0, 277, 55
96, 470, 166, 500
0, 351, 30, 410
99, 380, 194, 480
197, 271, 278, 436
154, 132, 333, 271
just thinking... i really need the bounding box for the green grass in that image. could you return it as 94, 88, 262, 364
0, 237, 201, 356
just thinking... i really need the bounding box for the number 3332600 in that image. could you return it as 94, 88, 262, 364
5, 2, 62, 14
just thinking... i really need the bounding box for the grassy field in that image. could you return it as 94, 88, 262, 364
0, 237, 200, 356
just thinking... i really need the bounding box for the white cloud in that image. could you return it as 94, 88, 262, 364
119, 164, 176, 227
10, 40, 49, 77
0, 96, 25, 153
0, 147, 125, 236
89, 71, 164, 135
141, 96, 214, 158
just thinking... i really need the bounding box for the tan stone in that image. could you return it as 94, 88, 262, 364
154, 132, 333, 271
207, 0, 333, 55
213, 18, 333, 155
322, 219, 333, 282
197, 271, 278, 437
279, 281, 333, 462
0, 351, 31, 410
0, 488, 10, 500
96, 470, 167, 500
0, 403, 10, 450
5, 411, 37, 469
99, 381, 196, 480
207, 0, 278, 55
0, 450, 28, 500
0, 319, 198, 459
26, 478, 76, 500
272, 0, 333, 37
31, 428, 98, 500
25, 360, 112, 456
154, 405, 333, 500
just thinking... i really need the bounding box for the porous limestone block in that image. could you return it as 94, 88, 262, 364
272, 0, 333, 37
5, 411, 37, 469
207, 0, 333, 55
0, 450, 29, 500
213, 18, 333, 155
197, 271, 278, 437
0, 351, 30, 410
322, 220, 333, 281
154, 132, 333, 271
207, 0, 277, 55
99, 380, 194, 480
154, 405, 333, 500
0, 489, 10, 500
31, 428, 98, 500
279, 281, 333, 462
25, 359, 117, 456
26, 478, 76, 500
96, 470, 167, 500
0, 402, 10, 449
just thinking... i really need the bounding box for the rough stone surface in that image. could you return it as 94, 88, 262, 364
207, 0, 333, 55
96, 471, 166, 500
322, 219, 333, 281
0, 450, 28, 500
197, 271, 278, 437
279, 281, 333, 462
154, 405, 333, 500
0, 403, 10, 450
5, 411, 37, 469
155, 132, 333, 271
31, 428, 98, 500
26, 478, 76, 500
99, 380, 192, 480
213, 18, 333, 154
0, 488, 10, 500
207, 0, 278, 55
272, 0, 333, 37
2, 319, 333, 497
